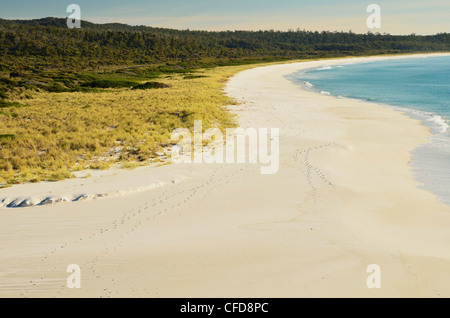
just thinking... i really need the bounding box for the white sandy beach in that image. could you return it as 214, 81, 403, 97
1, 53, 450, 298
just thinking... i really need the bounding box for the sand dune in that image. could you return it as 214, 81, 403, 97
1, 54, 450, 298
0, 166, 189, 208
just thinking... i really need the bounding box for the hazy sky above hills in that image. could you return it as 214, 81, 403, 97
1, 0, 449, 34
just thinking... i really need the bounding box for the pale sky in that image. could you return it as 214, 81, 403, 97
1, 0, 449, 34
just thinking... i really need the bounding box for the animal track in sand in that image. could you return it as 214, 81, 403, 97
24, 163, 256, 297
292, 143, 339, 210
63, 165, 240, 296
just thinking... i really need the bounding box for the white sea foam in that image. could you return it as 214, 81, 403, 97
304, 81, 314, 87
395, 106, 449, 134
320, 91, 331, 95
317, 66, 333, 71
428, 115, 449, 134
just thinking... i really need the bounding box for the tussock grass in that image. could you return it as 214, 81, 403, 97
0, 64, 260, 185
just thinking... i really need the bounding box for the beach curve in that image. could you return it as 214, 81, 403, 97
1, 54, 450, 297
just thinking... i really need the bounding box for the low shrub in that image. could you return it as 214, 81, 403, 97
81, 79, 136, 88
132, 82, 170, 90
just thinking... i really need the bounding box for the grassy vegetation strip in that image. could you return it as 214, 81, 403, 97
0, 63, 262, 186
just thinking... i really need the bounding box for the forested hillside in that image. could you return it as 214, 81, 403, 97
1, 17, 450, 66
1, 17, 449, 97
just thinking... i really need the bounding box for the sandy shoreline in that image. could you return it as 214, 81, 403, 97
1, 53, 450, 297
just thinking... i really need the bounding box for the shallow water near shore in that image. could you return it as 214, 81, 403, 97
287, 56, 450, 206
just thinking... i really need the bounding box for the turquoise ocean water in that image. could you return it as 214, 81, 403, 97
287, 56, 450, 205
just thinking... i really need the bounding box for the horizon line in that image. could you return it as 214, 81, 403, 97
1, 16, 449, 36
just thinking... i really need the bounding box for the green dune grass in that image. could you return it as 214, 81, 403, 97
0, 64, 264, 186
